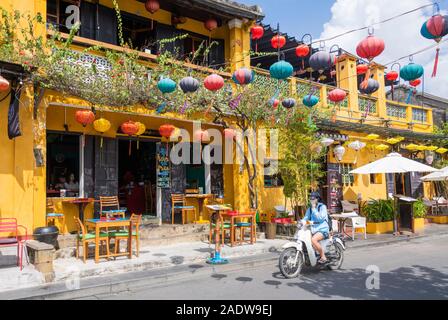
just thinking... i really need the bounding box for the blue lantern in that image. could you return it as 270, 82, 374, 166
303, 95, 319, 108
157, 78, 177, 94
270, 61, 294, 80
400, 63, 424, 82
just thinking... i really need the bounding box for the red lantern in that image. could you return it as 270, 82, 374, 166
75, 110, 95, 127
159, 124, 175, 139
0, 75, 10, 92
386, 71, 399, 82
328, 88, 347, 104
204, 74, 224, 91
295, 45, 310, 58
144, 0, 159, 14
356, 64, 369, 75
272, 99, 280, 109
224, 128, 236, 140
251, 25, 264, 52
204, 18, 218, 32
356, 35, 385, 62
410, 79, 421, 87
121, 121, 139, 136
271, 35, 286, 49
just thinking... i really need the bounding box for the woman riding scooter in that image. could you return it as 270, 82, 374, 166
301, 192, 330, 264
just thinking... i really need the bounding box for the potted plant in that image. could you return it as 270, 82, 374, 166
413, 199, 427, 232
363, 199, 395, 234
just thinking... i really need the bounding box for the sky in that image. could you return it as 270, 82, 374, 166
241, 0, 448, 98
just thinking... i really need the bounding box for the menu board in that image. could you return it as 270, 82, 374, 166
327, 163, 342, 214
156, 143, 171, 189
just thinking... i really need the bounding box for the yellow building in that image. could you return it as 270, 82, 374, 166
0, 0, 440, 236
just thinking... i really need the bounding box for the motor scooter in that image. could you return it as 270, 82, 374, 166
279, 221, 345, 278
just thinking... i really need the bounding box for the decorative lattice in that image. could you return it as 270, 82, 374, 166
386, 103, 407, 119
412, 108, 428, 122
253, 73, 290, 98
358, 97, 377, 114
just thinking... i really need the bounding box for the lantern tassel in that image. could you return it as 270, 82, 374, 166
361, 67, 371, 90
432, 47, 440, 78
391, 83, 394, 100
255, 41, 258, 53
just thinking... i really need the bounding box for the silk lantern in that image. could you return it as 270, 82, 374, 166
348, 140, 366, 164
296, 44, 310, 70
386, 70, 399, 99
357, 64, 369, 75
271, 35, 286, 49
232, 68, 255, 86
270, 60, 294, 80
400, 63, 424, 81
75, 109, 95, 127
251, 25, 264, 52
179, 76, 199, 94
303, 95, 319, 108
356, 31, 385, 89
135, 122, 146, 150
321, 137, 334, 148
93, 118, 111, 148
145, 0, 159, 29
158, 77, 177, 94
204, 74, 224, 91
121, 120, 139, 156
333, 145, 346, 162
421, 14, 448, 77
309, 51, 334, 74
359, 78, 379, 95
204, 18, 218, 32
0, 75, 10, 92
282, 98, 296, 109
328, 88, 347, 123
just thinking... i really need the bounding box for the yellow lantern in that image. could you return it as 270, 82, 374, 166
93, 118, 111, 148
416, 145, 426, 151
135, 122, 146, 149
395, 136, 405, 142
375, 144, 390, 151
436, 148, 448, 154
386, 138, 400, 145
366, 133, 379, 140
425, 146, 439, 151
405, 144, 418, 151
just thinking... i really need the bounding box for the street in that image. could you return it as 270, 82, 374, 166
83, 237, 448, 300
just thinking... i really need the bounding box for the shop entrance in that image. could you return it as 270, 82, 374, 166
118, 138, 157, 216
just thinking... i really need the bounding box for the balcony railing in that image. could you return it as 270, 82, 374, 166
386, 102, 407, 119
358, 95, 378, 115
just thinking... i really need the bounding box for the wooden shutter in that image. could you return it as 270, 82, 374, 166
208, 39, 225, 68
156, 24, 184, 58
79, 1, 96, 40
96, 4, 118, 45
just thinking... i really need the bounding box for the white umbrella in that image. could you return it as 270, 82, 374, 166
350, 153, 438, 175
420, 166, 448, 182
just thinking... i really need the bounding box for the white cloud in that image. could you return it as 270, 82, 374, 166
319, 0, 447, 98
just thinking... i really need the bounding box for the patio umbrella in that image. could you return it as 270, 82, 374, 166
420, 166, 448, 182
350, 153, 438, 175
349, 153, 437, 235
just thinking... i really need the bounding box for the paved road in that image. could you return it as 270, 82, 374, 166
86, 237, 448, 300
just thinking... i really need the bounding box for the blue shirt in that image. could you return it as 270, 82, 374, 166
301, 203, 330, 235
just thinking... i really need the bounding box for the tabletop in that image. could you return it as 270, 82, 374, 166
185, 194, 214, 199
331, 212, 359, 219
63, 198, 96, 204
87, 218, 130, 224
206, 204, 232, 211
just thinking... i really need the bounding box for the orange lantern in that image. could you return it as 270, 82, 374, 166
121, 121, 139, 156
75, 110, 95, 127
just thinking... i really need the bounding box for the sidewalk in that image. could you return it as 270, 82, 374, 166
0, 223, 447, 296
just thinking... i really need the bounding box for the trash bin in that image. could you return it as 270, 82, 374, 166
265, 222, 277, 239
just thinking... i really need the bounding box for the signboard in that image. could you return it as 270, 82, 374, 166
156, 143, 171, 189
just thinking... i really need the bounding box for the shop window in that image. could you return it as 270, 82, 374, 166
341, 164, 355, 187
370, 173, 383, 185
46, 0, 80, 34
264, 159, 283, 187
47, 132, 81, 198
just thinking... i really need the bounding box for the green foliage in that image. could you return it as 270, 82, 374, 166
413, 199, 427, 219
362, 199, 395, 223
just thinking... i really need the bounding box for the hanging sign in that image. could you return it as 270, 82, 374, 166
156, 143, 171, 189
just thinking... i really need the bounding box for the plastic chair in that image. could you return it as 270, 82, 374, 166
344, 216, 367, 240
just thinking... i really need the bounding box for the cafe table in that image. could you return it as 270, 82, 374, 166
185, 194, 214, 224
85, 218, 133, 263
220, 211, 257, 247
63, 198, 96, 223
330, 212, 359, 239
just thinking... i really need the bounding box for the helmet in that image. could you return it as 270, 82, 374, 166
310, 192, 321, 201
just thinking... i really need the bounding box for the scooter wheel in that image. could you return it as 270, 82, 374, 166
279, 248, 303, 279
327, 243, 344, 270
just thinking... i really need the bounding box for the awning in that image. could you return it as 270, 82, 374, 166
350, 153, 438, 174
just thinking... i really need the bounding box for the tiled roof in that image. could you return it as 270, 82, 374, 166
194, 0, 264, 19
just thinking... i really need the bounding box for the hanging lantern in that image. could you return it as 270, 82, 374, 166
356, 31, 385, 89
93, 118, 111, 148
386, 71, 399, 82
121, 121, 139, 136
269, 60, 294, 80
405, 144, 419, 151
436, 148, 448, 154
375, 144, 390, 151
135, 122, 146, 150
311, 142, 323, 154
416, 145, 427, 152
224, 128, 236, 140
410, 79, 421, 87
179, 76, 199, 94
357, 64, 369, 75
204, 18, 218, 32
359, 78, 379, 95
386, 137, 400, 145
282, 98, 296, 109
75, 110, 95, 127
271, 35, 286, 49
204, 74, 224, 91
395, 136, 405, 142
333, 145, 346, 162
425, 146, 439, 151
400, 63, 424, 82
348, 140, 366, 152
328, 88, 347, 104
251, 25, 264, 52
0, 75, 10, 92
145, 0, 160, 29
295, 44, 310, 58
159, 124, 175, 140
366, 133, 379, 140
157, 77, 177, 94
421, 14, 448, 77
321, 137, 334, 148
309, 51, 334, 74
232, 68, 255, 86
303, 95, 319, 108
269, 98, 280, 109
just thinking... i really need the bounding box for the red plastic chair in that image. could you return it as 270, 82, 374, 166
0, 218, 28, 271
